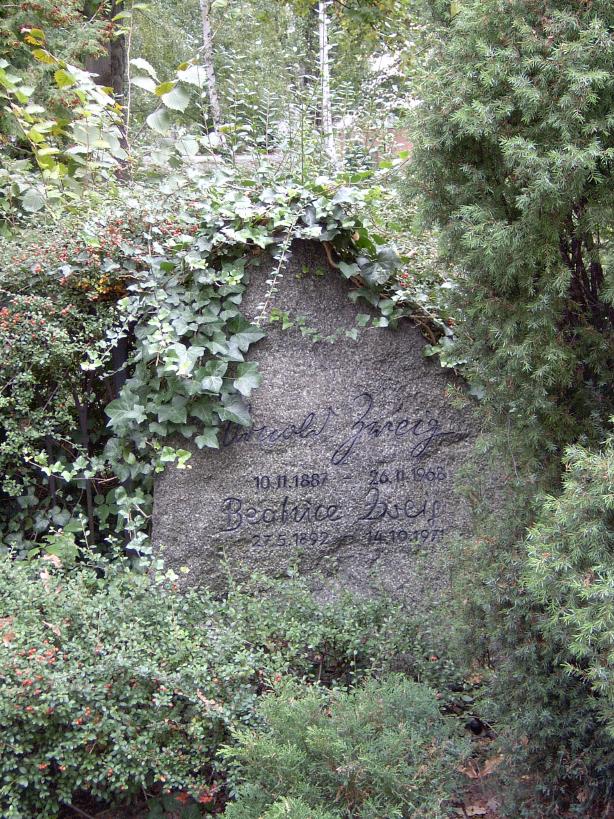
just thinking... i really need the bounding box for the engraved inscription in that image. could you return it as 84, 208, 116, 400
215, 390, 463, 558
221, 495, 343, 532
221, 392, 466, 466
254, 473, 329, 490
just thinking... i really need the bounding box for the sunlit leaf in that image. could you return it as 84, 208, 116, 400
233, 362, 262, 398
161, 85, 191, 112
130, 57, 158, 80
146, 107, 172, 134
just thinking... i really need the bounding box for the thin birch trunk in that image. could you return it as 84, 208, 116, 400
318, 0, 338, 169
199, 0, 222, 130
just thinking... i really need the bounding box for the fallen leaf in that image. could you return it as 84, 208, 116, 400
457, 761, 481, 780
39, 569, 51, 592
458, 754, 504, 781
481, 754, 504, 777
196, 690, 224, 712
465, 804, 488, 816
1, 617, 16, 645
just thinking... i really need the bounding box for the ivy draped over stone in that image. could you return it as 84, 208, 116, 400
2, 174, 404, 556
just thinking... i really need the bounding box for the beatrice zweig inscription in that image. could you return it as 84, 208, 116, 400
221, 393, 451, 549
153, 241, 475, 603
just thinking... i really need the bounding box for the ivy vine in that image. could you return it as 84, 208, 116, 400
2, 173, 409, 558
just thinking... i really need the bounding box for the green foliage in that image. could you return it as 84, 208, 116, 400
0, 217, 126, 552
450, 461, 614, 816
0, 1, 105, 70
241, 798, 337, 819
130, 0, 419, 177
0, 554, 431, 818
222, 675, 466, 819
410, 0, 614, 458
0, 170, 402, 556
408, 0, 614, 812
524, 429, 614, 737
0, 38, 125, 229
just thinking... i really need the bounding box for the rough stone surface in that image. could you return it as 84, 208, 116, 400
153, 241, 479, 604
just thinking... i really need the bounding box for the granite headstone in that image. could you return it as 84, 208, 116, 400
153, 241, 477, 604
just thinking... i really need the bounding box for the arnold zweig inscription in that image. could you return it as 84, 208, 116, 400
217, 392, 466, 555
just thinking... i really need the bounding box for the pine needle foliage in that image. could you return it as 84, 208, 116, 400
525, 429, 614, 737
410, 0, 614, 461
408, 0, 614, 812
222, 676, 465, 819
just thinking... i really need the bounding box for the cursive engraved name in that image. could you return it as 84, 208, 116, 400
221, 495, 344, 532
221, 406, 338, 449
330, 392, 460, 466
357, 486, 444, 524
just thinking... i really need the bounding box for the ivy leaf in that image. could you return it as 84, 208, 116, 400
376, 245, 401, 271
160, 446, 180, 463
339, 260, 359, 279
195, 428, 220, 449
149, 421, 168, 436
204, 337, 229, 356
157, 397, 188, 425
189, 399, 215, 424
163, 344, 204, 377
197, 360, 227, 392
228, 320, 265, 353
360, 262, 391, 287
217, 395, 251, 426
332, 186, 355, 204
302, 204, 317, 226
233, 362, 262, 398
106, 395, 147, 429
353, 228, 376, 254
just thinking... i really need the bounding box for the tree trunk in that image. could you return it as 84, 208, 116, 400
84, 0, 128, 171
85, 0, 126, 103
199, 0, 222, 130
318, 0, 338, 169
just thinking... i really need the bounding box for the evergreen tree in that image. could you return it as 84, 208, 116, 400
409, 0, 614, 812
525, 432, 614, 739
411, 0, 614, 460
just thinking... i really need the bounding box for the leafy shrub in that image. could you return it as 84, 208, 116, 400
410, 0, 614, 461
449, 451, 614, 816
222, 675, 467, 819
0, 554, 450, 818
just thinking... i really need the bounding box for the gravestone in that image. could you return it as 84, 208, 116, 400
153, 241, 478, 605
